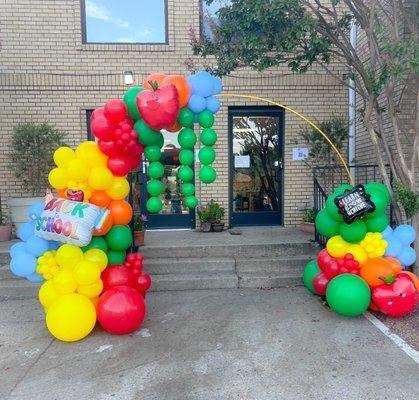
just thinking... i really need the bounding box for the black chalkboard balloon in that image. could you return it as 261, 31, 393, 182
334, 185, 376, 224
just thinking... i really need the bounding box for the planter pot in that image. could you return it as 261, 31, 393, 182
212, 223, 225, 232
134, 230, 145, 247
207, 217, 216, 224
201, 222, 212, 232
7, 197, 44, 230
300, 222, 315, 234
0, 225, 12, 242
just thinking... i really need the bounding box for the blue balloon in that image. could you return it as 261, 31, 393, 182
192, 71, 214, 98
10, 242, 26, 258
17, 222, 35, 241
384, 236, 403, 257
393, 224, 416, 245
25, 235, 49, 257
212, 76, 223, 94
28, 202, 44, 219
397, 246, 417, 267
206, 96, 221, 113
10, 253, 37, 278
188, 94, 206, 114
381, 225, 393, 240
27, 272, 44, 283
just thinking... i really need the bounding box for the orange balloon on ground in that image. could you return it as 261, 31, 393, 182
108, 200, 133, 225
90, 191, 111, 208
143, 73, 166, 90
161, 75, 191, 107
398, 271, 419, 291
383, 257, 402, 274
166, 121, 182, 133
93, 214, 113, 236
360, 258, 394, 287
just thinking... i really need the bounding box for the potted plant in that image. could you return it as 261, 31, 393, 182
8, 122, 66, 229
301, 208, 316, 234
207, 200, 225, 232
0, 194, 12, 242
197, 205, 211, 232
133, 214, 147, 246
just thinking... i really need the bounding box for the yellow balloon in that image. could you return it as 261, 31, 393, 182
83, 249, 108, 272
346, 244, 368, 265
88, 166, 114, 190
56, 244, 84, 269
46, 293, 97, 342
52, 270, 78, 294
48, 168, 68, 190
38, 280, 60, 309
106, 177, 130, 200
90, 296, 100, 307
54, 146, 75, 167
74, 260, 101, 285
76, 141, 108, 167
77, 279, 103, 298
66, 158, 90, 182
326, 235, 349, 258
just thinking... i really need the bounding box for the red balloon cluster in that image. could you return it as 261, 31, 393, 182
97, 253, 152, 334
91, 99, 144, 176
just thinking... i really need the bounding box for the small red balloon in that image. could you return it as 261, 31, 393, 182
104, 99, 128, 124
101, 265, 136, 291
135, 271, 152, 293
107, 155, 132, 176
91, 115, 114, 141
312, 272, 330, 296
91, 107, 105, 121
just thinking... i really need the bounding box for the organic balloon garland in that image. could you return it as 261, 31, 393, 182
9, 70, 222, 342
303, 182, 418, 318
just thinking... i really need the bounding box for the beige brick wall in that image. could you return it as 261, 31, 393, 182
0, 0, 348, 227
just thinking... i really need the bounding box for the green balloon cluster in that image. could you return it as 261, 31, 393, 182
123, 86, 144, 121
197, 111, 217, 185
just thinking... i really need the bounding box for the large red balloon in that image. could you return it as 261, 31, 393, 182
101, 265, 136, 291
91, 115, 114, 141
107, 155, 132, 176
312, 272, 330, 296
104, 99, 128, 124
135, 271, 152, 294
97, 286, 146, 334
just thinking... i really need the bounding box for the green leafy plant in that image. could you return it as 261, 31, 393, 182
10, 122, 66, 196
198, 200, 225, 223
302, 208, 316, 223
133, 214, 148, 231
394, 181, 419, 220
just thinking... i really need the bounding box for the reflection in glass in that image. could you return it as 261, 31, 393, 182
232, 116, 280, 213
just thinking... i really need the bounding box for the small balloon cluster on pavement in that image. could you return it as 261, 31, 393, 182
303, 182, 418, 318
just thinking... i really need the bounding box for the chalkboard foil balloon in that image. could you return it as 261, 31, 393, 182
334, 185, 375, 224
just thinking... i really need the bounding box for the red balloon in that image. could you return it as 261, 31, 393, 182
97, 286, 146, 334
91, 115, 114, 141
107, 155, 132, 176
101, 265, 136, 291
98, 140, 121, 157
105, 99, 128, 124
91, 107, 105, 121
135, 271, 152, 293
312, 272, 330, 296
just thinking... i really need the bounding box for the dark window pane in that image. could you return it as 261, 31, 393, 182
86, 109, 94, 140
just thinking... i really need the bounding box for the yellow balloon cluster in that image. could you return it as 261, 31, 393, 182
36, 250, 59, 280
359, 232, 387, 259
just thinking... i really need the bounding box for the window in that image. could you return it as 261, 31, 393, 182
200, 0, 230, 39
81, 0, 167, 44
86, 110, 94, 140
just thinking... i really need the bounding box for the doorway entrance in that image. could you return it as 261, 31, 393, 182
229, 106, 284, 227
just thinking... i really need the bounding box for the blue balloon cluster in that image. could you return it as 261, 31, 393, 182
9, 202, 59, 282
382, 224, 416, 267
187, 71, 223, 114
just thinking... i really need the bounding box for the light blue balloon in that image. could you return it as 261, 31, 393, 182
192, 71, 214, 98
10, 253, 37, 277
384, 236, 403, 257
188, 94, 206, 114
25, 235, 49, 257
206, 96, 221, 113
397, 246, 416, 267
28, 202, 44, 219
17, 222, 35, 241
381, 225, 393, 240
212, 76, 223, 94
10, 242, 26, 258
27, 272, 44, 283
48, 240, 60, 250
393, 224, 416, 245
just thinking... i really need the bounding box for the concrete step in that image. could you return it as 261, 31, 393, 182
0, 252, 10, 266
235, 255, 314, 275
0, 264, 17, 280
0, 279, 40, 300
238, 273, 303, 289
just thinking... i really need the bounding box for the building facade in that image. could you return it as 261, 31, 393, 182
0, 0, 348, 229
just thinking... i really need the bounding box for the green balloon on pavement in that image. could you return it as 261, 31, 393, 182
147, 179, 164, 196
365, 214, 389, 232
179, 149, 194, 165
123, 86, 144, 121
82, 236, 107, 253
178, 128, 196, 149
365, 187, 388, 218
144, 145, 161, 162
106, 225, 132, 252
147, 196, 163, 213
135, 119, 162, 146
200, 128, 217, 146
315, 209, 340, 237
198, 146, 216, 165
177, 108, 194, 127
184, 195, 198, 209
325, 195, 344, 222
178, 166, 194, 182
326, 274, 371, 317
148, 161, 164, 179
199, 165, 216, 184
182, 183, 195, 196
339, 220, 367, 243
302, 260, 321, 294
198, 110, 214, 128
365, 182, 391, 202
107, 250, 126, 265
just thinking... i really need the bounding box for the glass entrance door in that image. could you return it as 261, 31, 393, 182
229, 107, 284, 226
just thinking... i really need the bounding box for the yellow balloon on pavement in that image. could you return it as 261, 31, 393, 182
74, 260, 101, 285
46, 293, 97, 342
77, 279, 103, 298
38, 280, 60, 309
54, 147, 75, 167
56, 244, 84, 269
326, 235, 349, 258
88, 166, 114, 190
48, 168, 68, 190
106, 177, 130, 200
52, 270, 78, 294
83, 249, 108, 272
67, 158, 90, 182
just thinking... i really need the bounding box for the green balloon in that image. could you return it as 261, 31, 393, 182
365, 187, 388, 218
314, 209, 340, 237
302, 260, 321, 294
339, 220, 367, 243
147, 179, 164, 196
147, 196, 163, 213
334, 184, 353, 195
365, 182, 391, 202
156, 132, 164, 148
135, 119, 162, 146
106, 225, 132, 252
325, 194, 344, 222
178, 166, 194, 182
200, 128, 217, 146
178, 128, 196, 149
179, 149, 194, 165
184, 195, 198, 209
182, 183, 195, 196
326, 274, 371, 317
107, 250, 126, 265
198, 146, 216, 165
198, 110, 214, 128
144, 145, 161, 162
365, 214, 389, 232
148, 161, 164, 179
82, 236, 107, 253
199, 165, 216, 184
177, 108, 194, 127
123, 86, 144, 121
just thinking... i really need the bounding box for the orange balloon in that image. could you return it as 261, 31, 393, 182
166, 121, 182, 133
93, 214, 113, 236
360, 258, 394, 287
162, 75, 191, 107
143, 73, 166, 90
383, 257, 402, 274
90, 191, 111, 208
108, 200, 133, 225
397, 271, 419, 292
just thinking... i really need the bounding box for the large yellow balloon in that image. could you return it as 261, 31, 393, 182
73, 260, 101, 285
54, 147, 75, 167
38, 280, 60, 309
88, 166, 114, 190
346, 244, 368, 265
83, 249, 108, 272
106, 177, 130, 200
76, 142, 108, 167
48, 168, 68, 189
77, 279, 103, 298
67, 158, 90, 182
46, 293, 97, 342
56, 244, 84, 269
326, 235, 349, 258
52, 270, 78, 294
